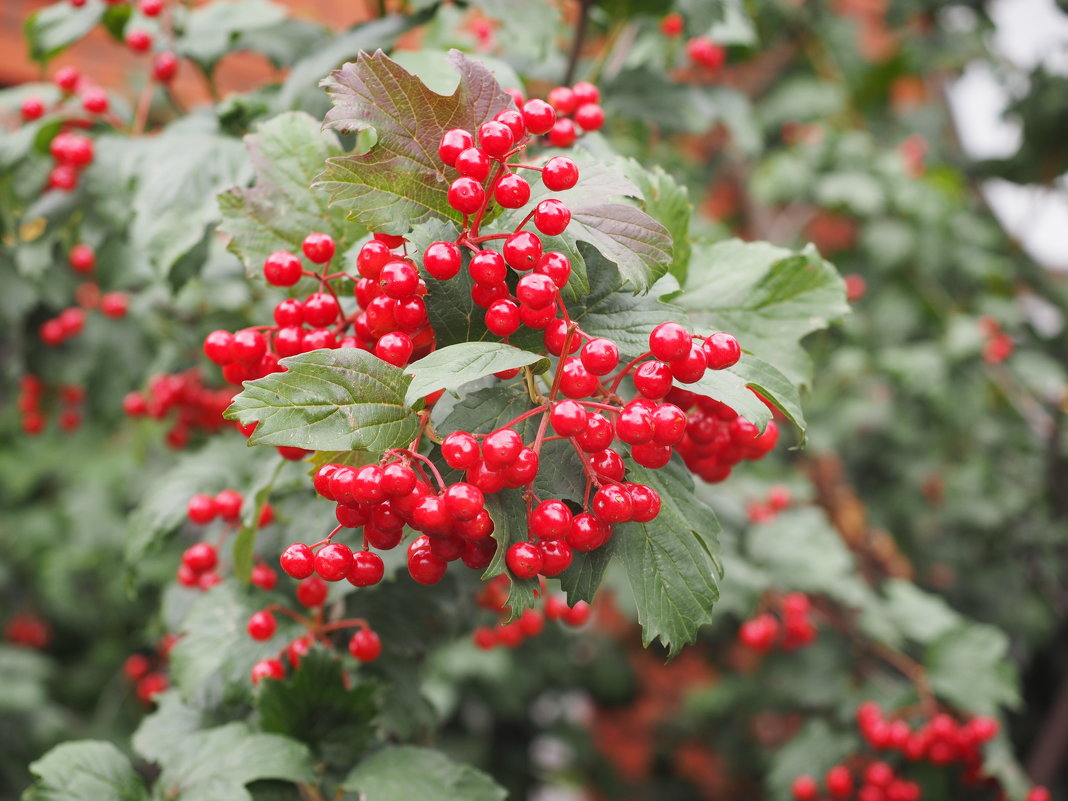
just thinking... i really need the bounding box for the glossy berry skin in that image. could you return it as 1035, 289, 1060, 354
670, 343, 708, 384
502, 448, 539, 486
522, 98, 556, 135
467, 250, 504, 286
548, 118, 577, 148
379, 259, 418, 298
627, 484, 662, 522
649, 322, 692, 362
483, 428, 523, 469
443, 482, 485, 521
442, 431, 481, 470
579, 338, 618, 376
314, 542, 353, 582
477, 121, 514, 157
529, 500, 573, 540
791, 776, 818, 801
574, 104, 605, 132
494, 108, 527, 141
550, 400, 589, 437
485, 299, 520, 337
201, 329, 233, 364
439, 128, 474, 166
357, 240, 392, 279
534, 251, 571, 289
577, 413, 613, 452
448, 177, 485, 215
824, 766, 853, 799
572, 81, 600, 105
182, 542, 217, 572
704, 331, 741, 369
516, 273, 556, 310
533, 198, 571, 236
375, 331, 414, 366
503, 231, 542, 271
247, 610, 277, 641
303, 292, 339, 327
538, 539, 573, 576
215, 489, 243, 521
152, 52, 178, 82
423, 241, 462, 280
296, 575, 328, 607
558, 358, 599, 399
506, 541, 543, 579
280, 542, 315, 579
567, 513, 611, 551
251, 658, 285, 684
187, 493, 218, 524
455, 146, 492, 181
349, 629, 382, 662
588, 449, 625, 482
381, 463, 417, 496
547, 86, 577, 114
633, 360, 674, 399
592, 485, 633, 524
263, 250, 302, 286
347, 550, 385, 587
408, 549, 447, 585
542, 156, 579, 191
494, 173, 531, 208
302, 233, 335, 264
471, 282, 508, 309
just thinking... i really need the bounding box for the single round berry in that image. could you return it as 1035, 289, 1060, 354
538, 539, 573, 576
263, 251, 302, 286
251, 658, 285, 684
485, 299, 520, 337
592, 484, 633, 524
448, 177, 485, 215
548, 118, 577, 148
739, 614, 779, 651
182, 541, 217, 572
572, 81, 601, 106
502, 448, 539, 486
381, 463, 417, 496
483, 428, 523, 469
791, 775, 819, 801
349, 628, 382, 662
580, 338, 619, 376
455, 146, 492, 181
558, 358, 599, 399
231, 329, 267, 363
547, 86, 577, 114
379, 259, 418, 298
470, 250, 507, 285
251, 563, 278, 591
564, 600, 591, 626
203, 331, 236, 365
125, 28, 153, 52
494, 173, 531, 208
478, 120, 514, 158
215, 489, 244, 521
649, 322, 692, 362
357, 240, 392, 279
687, 37, 726, 70
567, 513, 611, 551
631, 442, 672, 469
54, 66, 81, 92
506, 541, 543, 579
408, 548, 447, 584
574, 104, 605, 132
442, 431, 481, 470
247, 610, 277, 641
471, 282, 509, 308
516, 273, 556, 310
187, 493, 218, 524
439, 128, 474, 166
493, 108, 527, 141
522, 98, 556, 135
533, 199, 571, 236
627, 484, 662, 522
543, 319, 580, 356
530, 499, 573, 540
139, 0, 162, 14
443, 482, 485, 521
660, 12, 684, 36
542, 156, 579, 191
152, 52, 179, 82
577, 412, 613, 452
280, 543, 315, 579
296, 575, 329, 607
347, 550, 385, 587
824, 766, 853, 799
534, 251, 571, 289
703, 331, 741, 370
503, 231, 543, 271
20, 96, 44, 121
633, 360, 674, 399
550, 399, 589, 437
302, 292, 340, 327
423, 241, 462, 280
375, 331, 414, 366
314, 542, 354, 582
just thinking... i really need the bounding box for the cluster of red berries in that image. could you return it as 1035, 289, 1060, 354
178, 490, 275, 589
979, 316, 1014, 365
122, 642, 172, 706
472, 576, 591, 649
246, 580, 383, 685
791, 762, 921, 801
16, 376, 84, 435
738, 592, 817, 653
3, 612, 52, 650
123, 370, 236, 449
38, 306, 87, 346
658, 13, 727, 73
746, 484, 793, 523
540, 80, 605, 146
671, 388, 780, 483
38, 245, 127, 347
281, 451, 495, 589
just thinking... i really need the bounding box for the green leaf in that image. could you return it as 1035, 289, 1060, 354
225, 349, 418, 453
405, 343, 547, 407
566, 203, 672, 293
767, 720, 858, 801
881, 579, 962, 645
615, 459, 723, 656
559, 541, 615, 606
155, 723, 315, 801
24, 1, 105, 64
23, 741, 147, 801
728, 354, 806, 440
676, 239, 849, 387
316, 49, 513, 233
257, 649, 378, 764
233, 458, 288, 583
176, 0, 288, 71
926, 624, 1020, 715
481, 491, 540, 617
132, 691, 205, 765
218, 111, 345, 276
0, 645, 52, 714
626, 164, 692, 283
343, 745, 506, 801
684, 363, 773, 433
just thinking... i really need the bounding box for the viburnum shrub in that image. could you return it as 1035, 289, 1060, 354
4, 2, 1062, 801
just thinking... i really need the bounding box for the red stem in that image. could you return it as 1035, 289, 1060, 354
609, 351, 652, 394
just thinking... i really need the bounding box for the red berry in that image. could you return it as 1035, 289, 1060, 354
503, 231, 542, 271
485, 299, 520, 337
572, 81, 600, 106
69, 244, 95, 273
139, 0, 162, 14
502, 448, 539, 486
349, 628, 382, 661
533, 198, 571, 236
443, 482, 485, 521
687, 37, 726, 70
280, 543, 315, 579
381, 463, 417, 496
530, 500, 573, 540
824, 766, 853, 799
54, 66, 81, 92
791, 775, 818, 801
516, 273, 556, 310
592, 485, 633, 523
443, 431, 481, 470
549, 400, 589, 437
567, 513, 610, 551
704, 332, 741, 369
20, 96, 45, 121
375, 331, 414, 366
423, 241, 462, 280
494, 108, 527, 141
493, 173, 531, 208
539, 539, 573, 576
100, 292, 128, 318
649, 322, 692, 362
81, 87, 108, 114
347, 550, 385, 587
588, 449, 625, 481
627, 484, 662, 522
187, 493, 218, 524
534, 251, 571, 288
247, 610, 277, 641
660, 12, 684, 36
263, 251, 302, 286
215, 489, 243, 521
302, 233, 335, 264
314, 542, 353, 581
439, 128, 474, 166
522, 98, 556, 135
576, 412, 613, 452
455, 146, 492, 181
182, 541, 217, 572
302, 292, 339, 327
564, 600, 591, 626
478, 120, 514, 158
633, 360, 673, 398
616, 403, 653, 445
548, 118, 577, 147
506, 541, 543, 579
739, 613, 779, 651
125, 29, 153, 52
558, 358, 599, 399
251, 563, 277, 590
152, 52, 179, 82
296, 575, 328, 607
408, 548, 447, 584
448, 177, 485, 214
251, 658, 285, 684
547, 86, 577, 114
574, 104, 605, 132
542, 156, 579, 191
483, 428, 523, 469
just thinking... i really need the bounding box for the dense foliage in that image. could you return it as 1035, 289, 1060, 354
2, 1, 1065, 800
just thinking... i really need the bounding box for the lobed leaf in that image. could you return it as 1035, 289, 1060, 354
23, 741, 147, 801
404, 342, 547, 407
343, 745, 506, 801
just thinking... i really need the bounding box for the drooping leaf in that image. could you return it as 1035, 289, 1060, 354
218, 111, 345, 275
175, 0, 289, 71
405, 343, 547, 407
926, 625, 1020, 715
614, 459, 723, 656
676, 239, 849, 386
154, 723, 315, 801
343, 745, 506, 801
225, 349, 418, 453
559, 541, 616, 607
724, 354, 806, 439
23, 742, 146, 801
257, 649, 378, 764
132, 691, 206, 764
232, 457, 288, 583
315, 49, 514, 233
566, 203, 673, 293
684, 363, 773, 433
24, 1, 105, 64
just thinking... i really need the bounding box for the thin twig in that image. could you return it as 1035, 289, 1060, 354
564, 0, 595, 86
